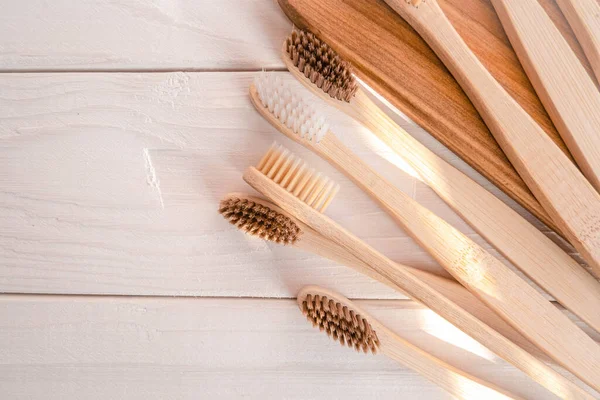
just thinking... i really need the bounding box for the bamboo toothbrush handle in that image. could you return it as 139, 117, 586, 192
314, 135, 600, 390
282, 46, 600, 334
557, 0, 600, 84
245, 194, 548, 360
339, 89, 600, 334
376, 326, 522, 400
243, 167, 594, 399
298, 214, 548, 362
491, 0, 600, 191
302, 286, 521, 400
384, 0, 600, 277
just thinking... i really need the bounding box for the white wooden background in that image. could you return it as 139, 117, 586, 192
0, 1, 596, 399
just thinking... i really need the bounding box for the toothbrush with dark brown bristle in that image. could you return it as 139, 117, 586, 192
278, 29, 600, 336
241, 142, 598, 398
380, 0, 600, 275
297, 285, 521, 400
218, 192, 550, 362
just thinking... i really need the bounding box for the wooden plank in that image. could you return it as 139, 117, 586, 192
0, 295, 596, 399
0, 71, 582, 297
0, 0, 291, 71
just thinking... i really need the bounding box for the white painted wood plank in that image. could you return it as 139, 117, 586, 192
0, 0, 291, 71
1, 295, 596, 399
1, 71, 587, 297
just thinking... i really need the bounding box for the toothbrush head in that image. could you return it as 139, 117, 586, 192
284, 29, 358, 102
219, 195, 302, 244
255, 142, 340, 213
252, 73, 330, 143
298, 286, 380, 354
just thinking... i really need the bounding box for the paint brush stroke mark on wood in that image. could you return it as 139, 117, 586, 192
143, 148, 164, 209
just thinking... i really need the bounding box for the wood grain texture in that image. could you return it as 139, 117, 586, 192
1, 295, 597, 400
4, 71, 576, 297
0, 0, 291, 71
277, 0, 598, 234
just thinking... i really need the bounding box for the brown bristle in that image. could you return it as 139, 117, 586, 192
302, 293, 380, 354
285, 29, 358, 102
256, 143, 340, 213
218, 197, 302, 244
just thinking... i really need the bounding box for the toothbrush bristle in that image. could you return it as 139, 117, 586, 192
218, 197, 302, 244
256, 143, 340, 212
285, 29, 358, 102
254, 73, 330, 143
302, 292, 380, 354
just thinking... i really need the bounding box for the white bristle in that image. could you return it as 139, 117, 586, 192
254, 73, 331, 143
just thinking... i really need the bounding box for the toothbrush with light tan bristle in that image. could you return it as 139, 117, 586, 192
380, 0, 600, 276
218, 193, 549, 362
251, 66, 600, 337
297, 285, 521, 400
242, 142, 600, 397
489, 0, 600, 192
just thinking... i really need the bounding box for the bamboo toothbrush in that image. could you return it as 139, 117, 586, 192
298, 285, 521, 400
556, 0, 600, 84
380, 0, 600, 276
219, 193, 547, 361
249, 72, 600, 372
242, 143, 599, 397
490, 0, 600, 191
251, 69, 600, 335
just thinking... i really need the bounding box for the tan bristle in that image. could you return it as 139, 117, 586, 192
285, 29, 358, 102
256, 143, 340, 213
218, 197, 302, 244
302, 294, 380, 354
409, 0, 424, 6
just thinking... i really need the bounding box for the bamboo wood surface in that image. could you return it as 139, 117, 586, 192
384, 0, 600, 278
276, 0, 593, 233
277, 57, 600, 333
491, 0, 600, 192
227, 193, 548, 362
242, 166, 595, 400
557, 0, 600, 83
297, 286, 521, 400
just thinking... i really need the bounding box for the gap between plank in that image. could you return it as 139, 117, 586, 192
0, 67, 287, 74
0, 291, 563, 308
